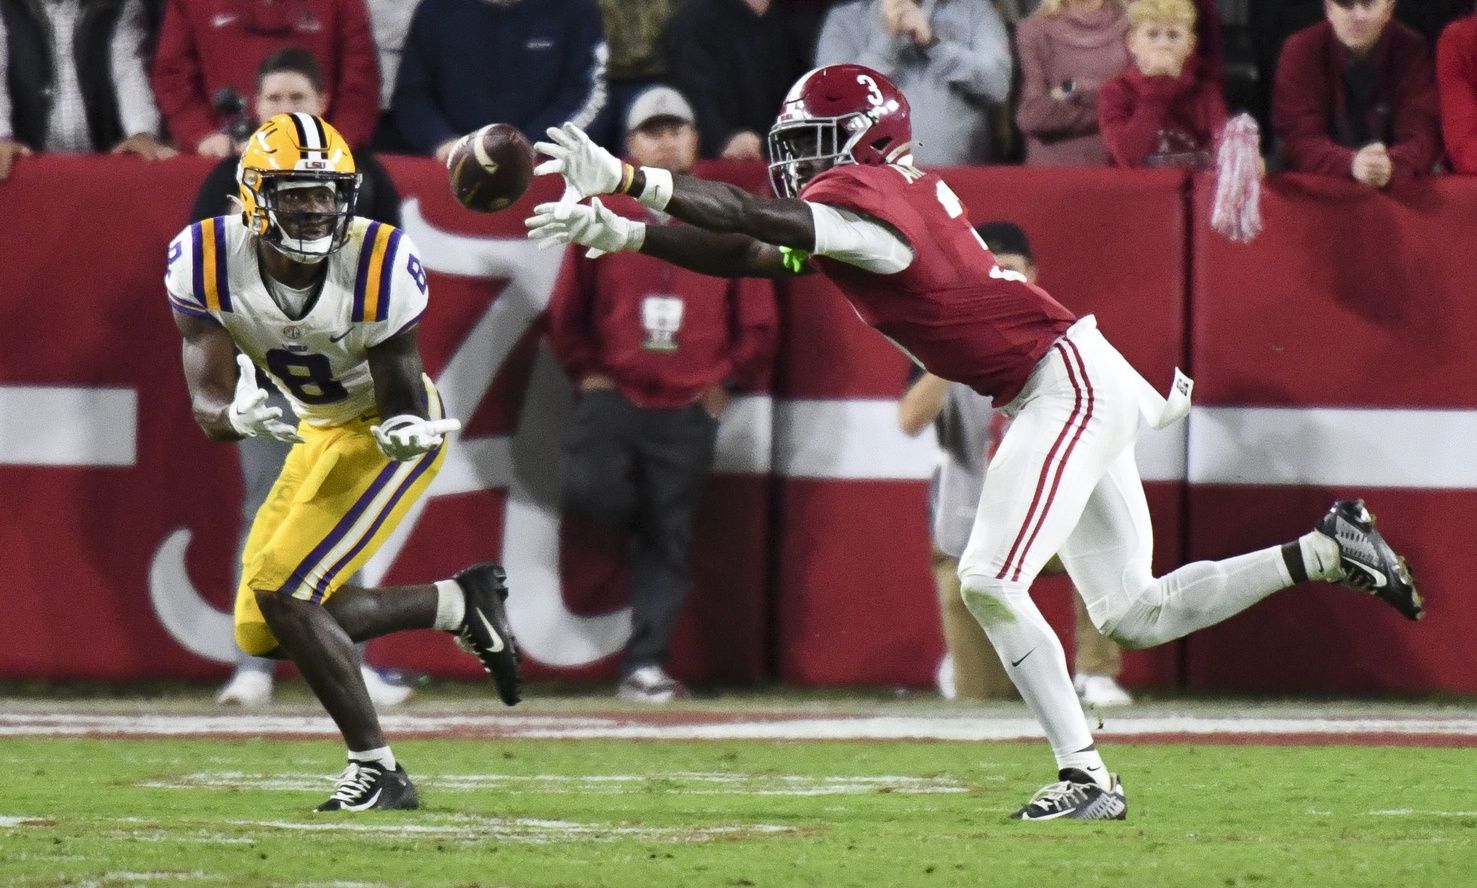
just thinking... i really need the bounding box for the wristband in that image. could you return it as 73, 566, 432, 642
617, 162, 638, 194
634, 167, 674, 212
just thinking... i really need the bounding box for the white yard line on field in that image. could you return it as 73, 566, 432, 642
2, 711, 1475, 741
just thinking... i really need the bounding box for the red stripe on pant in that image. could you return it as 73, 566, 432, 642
994, 341, 1093, 582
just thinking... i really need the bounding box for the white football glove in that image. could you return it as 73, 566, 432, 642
228, 354, 304, 444
524, 198, 645, 258
370, 414, 462, 461
533, 122, 623, 213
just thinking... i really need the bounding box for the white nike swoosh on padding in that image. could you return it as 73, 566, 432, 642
1344, 558, 1389, 588
476, 609, 505, 652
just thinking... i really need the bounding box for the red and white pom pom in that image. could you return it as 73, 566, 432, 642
1210, 113, 1263, 244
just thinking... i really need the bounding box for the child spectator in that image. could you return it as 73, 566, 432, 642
1098, 0, 1227, 168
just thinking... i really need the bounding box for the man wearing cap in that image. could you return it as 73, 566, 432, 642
545, 85, 779, 702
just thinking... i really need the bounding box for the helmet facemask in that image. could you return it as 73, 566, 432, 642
767, 114, 870, 198
241, 170, 361, 263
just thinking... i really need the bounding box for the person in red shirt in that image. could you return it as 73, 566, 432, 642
1098, 0, 1228, 169
151, 0, 380, 156
1272, 0, 1440, 188
527, 65, 1422, 820
545, 86, 779, 703
1437, 9, 1477, 174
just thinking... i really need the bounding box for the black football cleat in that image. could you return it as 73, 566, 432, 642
1011, 769, 1127, 822
314, 762, 419, 812
1316, 500, 1423, 621
454, 563, 522, 705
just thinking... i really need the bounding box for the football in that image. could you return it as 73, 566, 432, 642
446, 123, 534, 213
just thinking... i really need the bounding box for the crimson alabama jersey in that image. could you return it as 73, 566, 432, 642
801, 163, 1076, 404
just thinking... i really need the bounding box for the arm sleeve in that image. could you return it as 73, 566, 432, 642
1097, 74, 1178, 167
110, 0, 161, 140
543, 246, 601, 382
1271, 33, 1357, 177
150, 0, 216, 151
723, 276, 779, 389
815, 2, 904, 74
1386, 40, 1442, 182
326, 0, 383, 149
807, 201, 915, 274
1013, 19, 1098, 138
1438, 26, 1477, 174
526, 4, 608, 136
365, 232, 430, 346
923, 2, 1012, 103
390, 3, 459, 154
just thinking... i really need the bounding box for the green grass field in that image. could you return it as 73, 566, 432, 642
0, 692, 1471, 887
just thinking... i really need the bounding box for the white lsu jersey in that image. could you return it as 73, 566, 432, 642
165, 214, 431, 427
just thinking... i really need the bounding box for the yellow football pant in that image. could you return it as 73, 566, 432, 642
233, 387, 447, 657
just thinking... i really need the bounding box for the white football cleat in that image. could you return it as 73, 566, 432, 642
360, 666, 413, 708
215, 668, 273, 707
1074, 673, 1133, 707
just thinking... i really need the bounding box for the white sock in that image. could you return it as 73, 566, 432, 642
1299, 531, 1342, 581
960, 578, 1097, 770
432, 579, 465, 631
347, 745, 396, 771
1105, 546, 1293, 648
1056, 747, 1111, 790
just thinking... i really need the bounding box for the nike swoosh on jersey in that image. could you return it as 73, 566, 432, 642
1010, 648, 1036, 668
329, 329, 352, 343
1342, 557, 1389, 588
476, 609, 506, 652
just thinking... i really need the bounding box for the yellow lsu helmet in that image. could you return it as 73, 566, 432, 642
237, 112, 361, 261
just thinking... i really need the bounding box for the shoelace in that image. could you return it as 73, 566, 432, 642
1025, 779, 1092, 812
328, 762, 380, 803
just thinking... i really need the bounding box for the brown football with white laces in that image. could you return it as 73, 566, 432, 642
446, 123, 534, 213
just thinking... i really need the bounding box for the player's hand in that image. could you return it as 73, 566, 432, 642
228, 354, 304, 444
370, 414, 462, 461
533, 122, 623, 213
525, 198, 644, 258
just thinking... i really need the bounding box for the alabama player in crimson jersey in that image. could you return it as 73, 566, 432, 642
525, 66, 1422, 820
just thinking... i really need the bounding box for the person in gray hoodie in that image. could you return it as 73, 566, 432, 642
815, 0, 1011, 165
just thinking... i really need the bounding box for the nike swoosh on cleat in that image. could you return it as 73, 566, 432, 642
345, 789, 382, 811
1343, 557, 1389, 588
475, 609, 505, 652
1010, 648, 1036, 668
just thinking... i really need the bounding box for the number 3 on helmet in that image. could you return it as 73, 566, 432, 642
236, 112, 362, 262
767, 64, 914, 198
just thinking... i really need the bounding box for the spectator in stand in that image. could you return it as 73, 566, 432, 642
190, 48, 410, 709
545, 86, 778, 702
364, 0, 423, 151
814, 0, 1013, 166
391, 0, 608, 163
1014, 0, 1129, 166
898, 221, 1132, 707
664, 0, 820, 159
1098, 0, 1228, 169
590, 0, 684, 149
1438, 6, 1477, 174
151, 0, 379, 157
1273, 0, 1440, 188
0, 0, 175, 180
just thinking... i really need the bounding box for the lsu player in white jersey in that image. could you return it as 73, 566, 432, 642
167, 112, 521, 812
